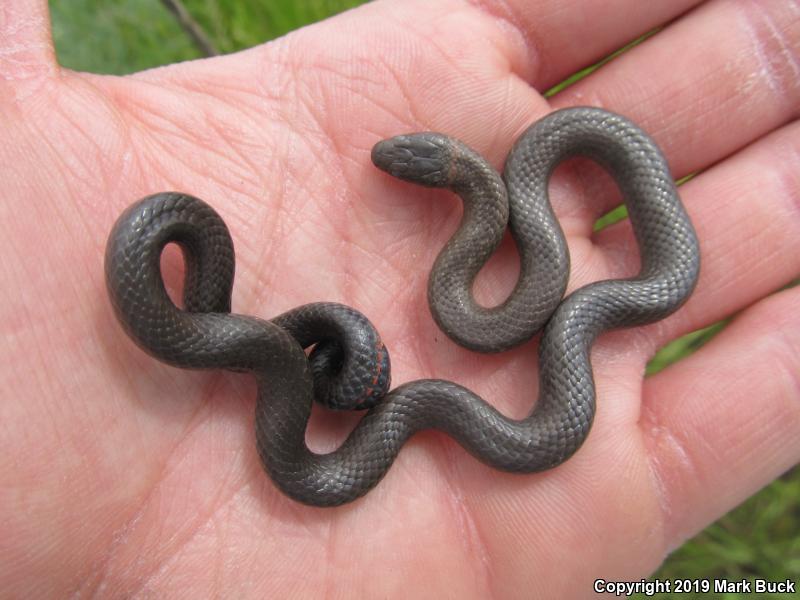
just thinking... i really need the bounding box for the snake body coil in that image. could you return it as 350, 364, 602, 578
105, 108, 700, 506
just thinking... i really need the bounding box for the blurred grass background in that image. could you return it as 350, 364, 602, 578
49, 1, 797, 596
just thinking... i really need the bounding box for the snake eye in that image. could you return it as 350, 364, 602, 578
371, 133, 452, 187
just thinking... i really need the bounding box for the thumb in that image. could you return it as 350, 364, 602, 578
0, 1, 56, 93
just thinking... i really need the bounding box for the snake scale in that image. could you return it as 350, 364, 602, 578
105, 107, 700, 506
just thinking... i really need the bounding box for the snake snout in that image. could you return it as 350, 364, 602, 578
371, 133, 452, 187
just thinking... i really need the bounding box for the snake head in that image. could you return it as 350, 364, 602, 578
371, 133, 453, 187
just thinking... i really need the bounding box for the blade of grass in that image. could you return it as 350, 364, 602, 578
159, 0, 219, 56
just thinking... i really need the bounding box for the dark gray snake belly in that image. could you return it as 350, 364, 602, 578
104, 107, 700, 507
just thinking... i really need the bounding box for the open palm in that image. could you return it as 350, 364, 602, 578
2, 0, 799, 597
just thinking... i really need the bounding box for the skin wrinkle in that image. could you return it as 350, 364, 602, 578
770, 305, 800, 404
637, 415, 685, 555
26, 108, 93, 195
119, 102, 260, 197
202, 116, 270, 195
553, 82, 608, 117
341, 240, 392, 309
0, 23, 54, 86
123, 470, 253, 599
149, 66, 278, 110
6, 99, 260, 596
356, 88, 418, 139
387, 28, 485, 129
244, 239, 283, 320
235, 148, 296, 313
774, 127, 800, 220
480, 78, 524, 167
272, 485, 336, 537
737, 0, 800, 107
551, 56, 674, 152
373, 55, 426, 127
122, 101, 220, 186
321, 513, 344, 600
384, 440, 430, 496
211, 506, 265, 598
43, 88, 119, 200
295, 72, 363, 305
368, 1, 451, 92
374, 49, 429, 130
361, 175, 457, 366
120, 435, 251, 595
81, 93, 141, 218
73, 374, 231, 597
150, 134, 241, 198
5, 267, 60, 418
299, 54, 388, 91
56, 318, 116, 441
73, 466, 163, 596
596, 327, 655, 380
133, 140, 185, 195
2, 0, 799, 596
179, 110, 258, 192
282, 25, 411, 133
407, 276, 440, 380
423, 12, 509, 83
194, 124, 276, 239
466, 0, 541, 85
270, 158, 344, 296
114, 88, 195, 139
443, 481, 496, 600
73, 506, 149, 599
350, 202, 410, 276
256, 43, 304, 109
322, 113, 407, 305
15, 182, 96, 353
92, 328, 149, 466
641, 296, 800, 554
52, 211, 105, 327
210, 517, 224, 600
228, 126, 298, 225
482, 474, 591, 598
118, 384, 251, 578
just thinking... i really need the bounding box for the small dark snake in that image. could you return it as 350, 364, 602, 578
105, 107, 700, 507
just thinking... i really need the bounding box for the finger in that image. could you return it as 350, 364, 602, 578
551, 0, 800, 219
592, 119, 800, 352
476, 0, 703, 89
250, 0, 697, 162
0, 0, 56, 94
641, 286, 800, 549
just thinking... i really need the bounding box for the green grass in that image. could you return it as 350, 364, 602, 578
50, 0, 201, 74
49, 0, 798, 593
51, 0, 365, 74
187, 0, 365, 53
634, 470, 800, 599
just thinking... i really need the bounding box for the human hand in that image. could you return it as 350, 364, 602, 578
2, 0, 798, 596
